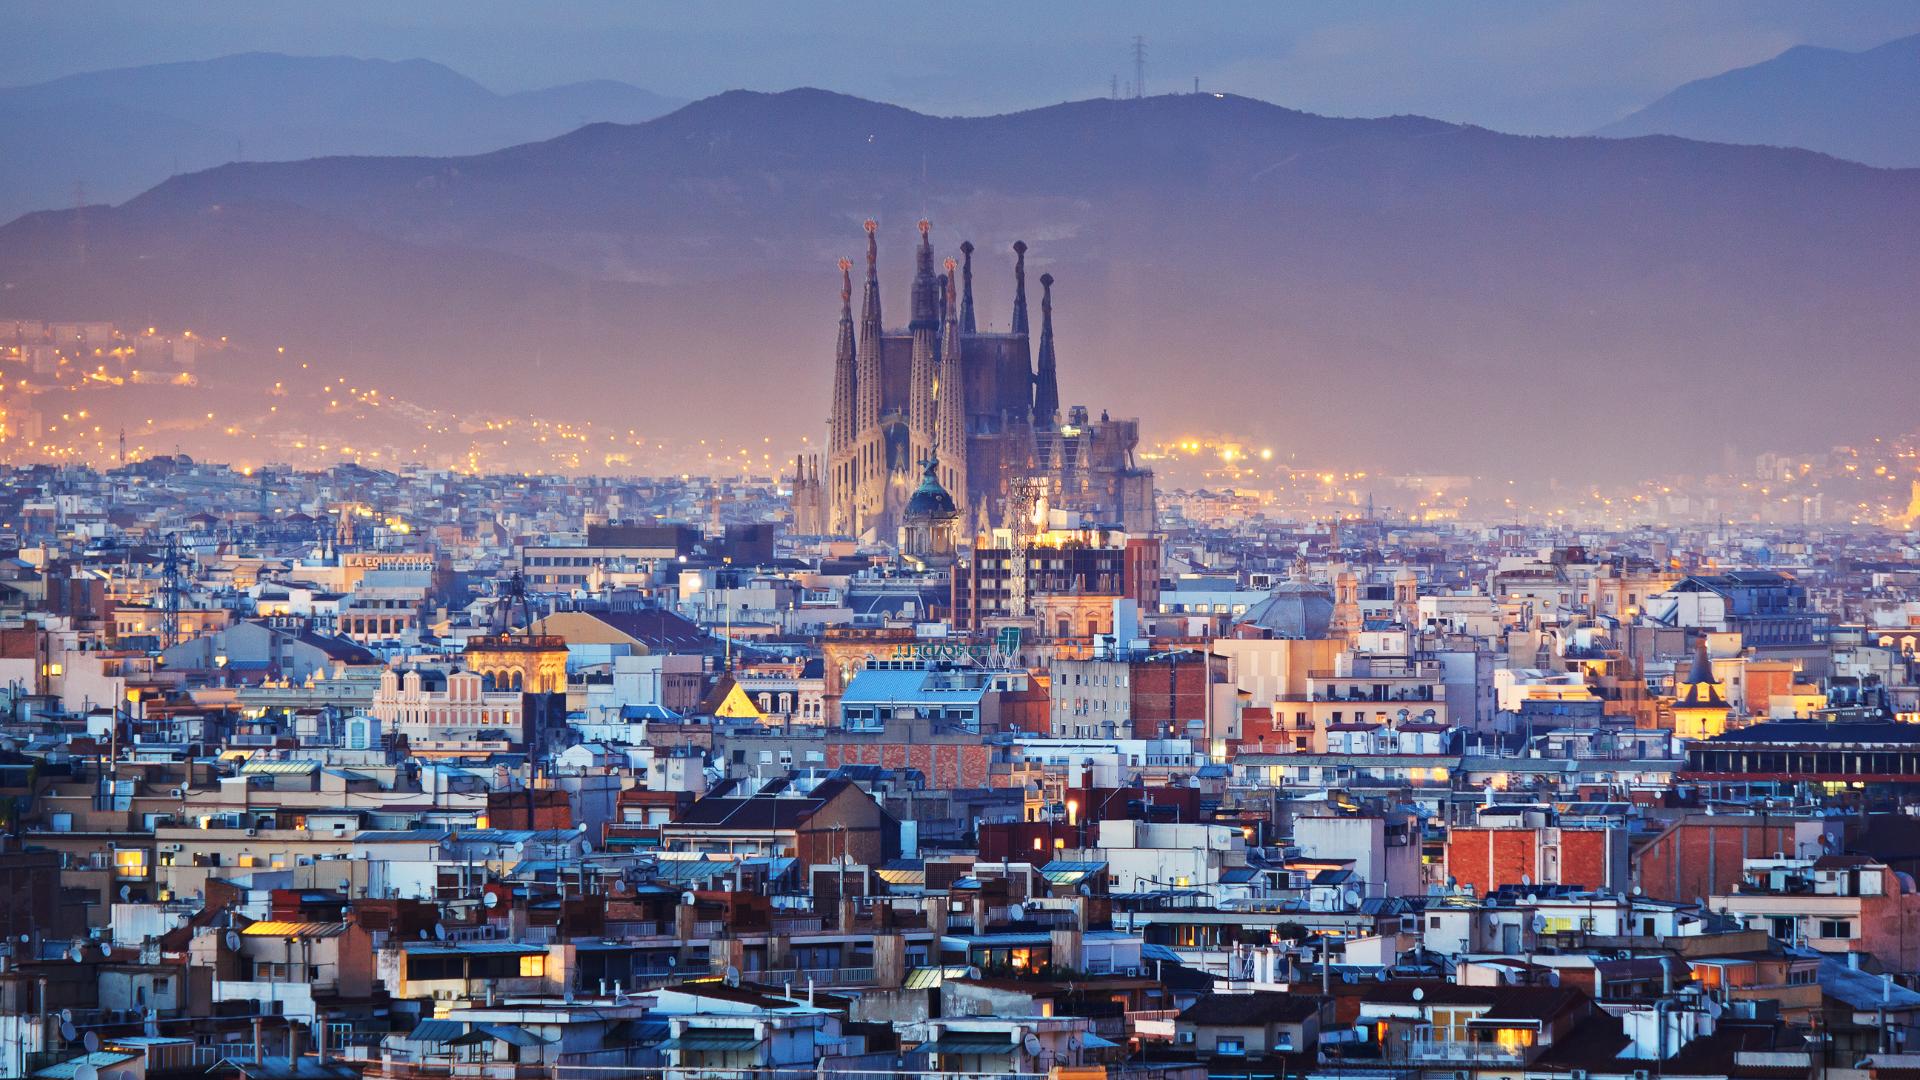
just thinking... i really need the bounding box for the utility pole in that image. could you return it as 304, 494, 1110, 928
1132, 35, 1147, 98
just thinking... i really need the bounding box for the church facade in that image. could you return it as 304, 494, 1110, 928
820, 220, 1154, 541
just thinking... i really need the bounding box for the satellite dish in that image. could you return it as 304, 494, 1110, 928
1343, 888, 1362, 908
967, 965, 983, 980
1023, 1032, 1044, 1056
433, 924, 446, 941
1525, 893, 1539, 905
418, 929, 428, 940
1412, 987, 1425, 1002
98, 941, 112, 957
666, 956, 677, 968
1548, 970, 1562, 987
725, 964, 742, 987
60, 1019, 78, 1041
579, 840, 594, 856
84, 1030, 101, 1054
483, 892, 499, 909
118, 885, 131, 901
1343, 971, 1358, 984
69, 945, 85, 963
1376, 969, 1389, 982
1520, 874, 1531, 887
60, 1008, 73, 1024
73, 1065, 97, 1080
1531, 913, 1548, 933
1008, 903, 1025, 921
681, 891, 696, 907
577, 822, 589, 832
513, 841, 527, 854
225, 930, 241, 951
1631, 885, 1643, 897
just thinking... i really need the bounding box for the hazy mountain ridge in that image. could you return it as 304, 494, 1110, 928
1596, 33, 1920, 167
2, 88, 1916, 481
0, 52, 684, 220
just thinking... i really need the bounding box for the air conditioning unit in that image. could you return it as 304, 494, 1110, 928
1634, 1070, 1651, 1080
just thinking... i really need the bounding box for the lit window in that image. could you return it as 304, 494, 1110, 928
114, 849, 148, 878
519, 955, 545, 978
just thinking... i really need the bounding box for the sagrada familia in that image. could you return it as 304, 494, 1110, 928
791, 220, 1154, 542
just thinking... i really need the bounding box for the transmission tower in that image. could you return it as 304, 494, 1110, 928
1132, 35, 1147, 98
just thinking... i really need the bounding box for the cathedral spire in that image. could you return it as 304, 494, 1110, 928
1032, 271, 1060, 429
938, 258, 968, 512
855, 220, 883, 431
861, 219, 881, 331
1010, 240, 1030, 337
908, 220, 940, 471
910, 219, 939, 330
959, 240, 977, 334
829, 257, 856, 456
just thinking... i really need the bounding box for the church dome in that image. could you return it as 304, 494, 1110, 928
904, 457, 957, 519
1236, 580, 1336, 639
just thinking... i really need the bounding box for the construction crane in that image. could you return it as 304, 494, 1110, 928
159, 533, 185, 650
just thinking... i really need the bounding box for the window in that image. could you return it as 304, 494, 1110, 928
519, 955, 545, 978
1818, 919, 1854, 940
1214, 1037, 1245, 1055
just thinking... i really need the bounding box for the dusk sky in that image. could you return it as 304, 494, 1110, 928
9, 0, 1920, 132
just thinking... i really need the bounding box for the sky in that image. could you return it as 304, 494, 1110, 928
7, 1, 1920, 133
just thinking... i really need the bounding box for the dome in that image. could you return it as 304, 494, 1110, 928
904, 456, 957, 519
1236, 580, 1336, 639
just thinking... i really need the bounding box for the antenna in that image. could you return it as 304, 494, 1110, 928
1132, 35, 1147, 98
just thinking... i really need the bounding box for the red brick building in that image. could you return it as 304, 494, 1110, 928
1128, 649, 1207, 740
825, 739, 993, 790
1633, 813, 1839, 903
1445, 823, 1628, 895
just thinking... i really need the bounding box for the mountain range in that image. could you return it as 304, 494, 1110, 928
1597, 32, 1920, 168
2, 88, 1916, 482
0, 52, 683, 221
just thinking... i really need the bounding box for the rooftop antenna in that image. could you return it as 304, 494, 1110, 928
1132, 35, 1147, 98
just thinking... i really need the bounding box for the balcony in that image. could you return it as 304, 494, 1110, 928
1401, 1034, 1529, 1065
757, 965, 876, 988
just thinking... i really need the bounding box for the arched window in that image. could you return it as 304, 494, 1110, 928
480, 672, 497, 692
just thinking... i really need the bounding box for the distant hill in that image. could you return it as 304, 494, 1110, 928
0, 52, 683, 219
1596, 33, 1920, 167
2, 88, 1916, 481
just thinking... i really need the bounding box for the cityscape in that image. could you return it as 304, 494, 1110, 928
3, 5, 1920, 1080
